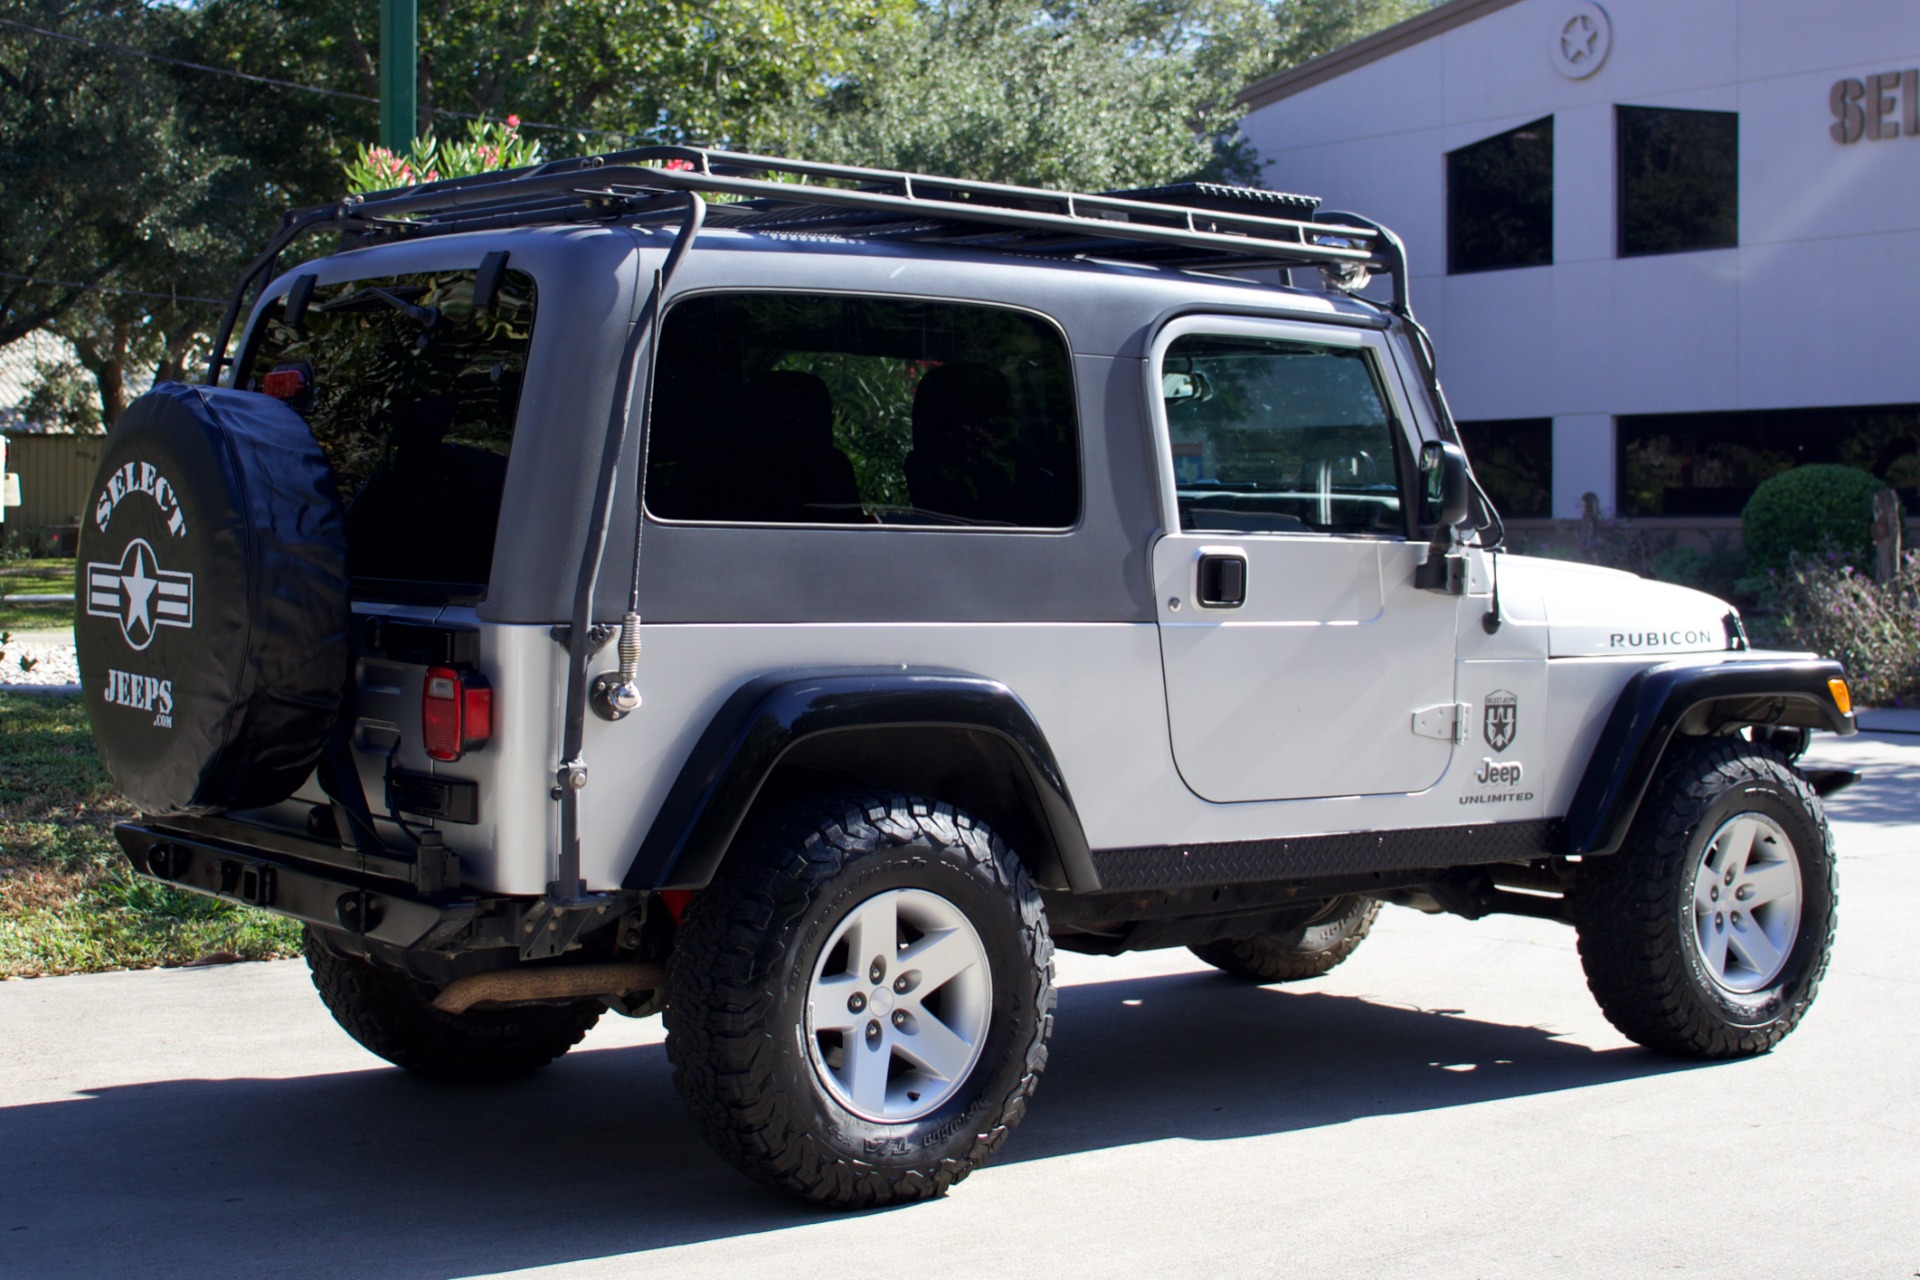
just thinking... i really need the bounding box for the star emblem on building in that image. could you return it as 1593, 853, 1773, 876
1561, 14, 1599, 64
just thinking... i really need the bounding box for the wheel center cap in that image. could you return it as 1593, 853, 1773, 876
870, 986, 895, 1014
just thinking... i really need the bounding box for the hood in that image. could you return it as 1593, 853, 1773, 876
1495, 554, 1735, 659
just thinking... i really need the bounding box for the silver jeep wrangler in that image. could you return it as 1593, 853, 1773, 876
77, 148, 1855, 1208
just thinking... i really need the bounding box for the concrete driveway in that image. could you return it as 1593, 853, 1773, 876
3, 730, 1916, 1279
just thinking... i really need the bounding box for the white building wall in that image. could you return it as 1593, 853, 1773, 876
1240, 0, 1920, 516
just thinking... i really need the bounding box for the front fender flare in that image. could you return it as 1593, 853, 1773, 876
624, 670, 1094, 892
1562, 656, 1854, 858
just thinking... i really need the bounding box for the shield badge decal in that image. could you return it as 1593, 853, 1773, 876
1484, 690, 1518, 752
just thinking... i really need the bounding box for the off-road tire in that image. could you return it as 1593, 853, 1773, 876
1573, 739, 1836, 1059
304, 930, 603, 1080
1188, 895, 1381, 982
665, 793, 1054, 1209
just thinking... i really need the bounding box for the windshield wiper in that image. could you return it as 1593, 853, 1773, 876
317, 285, 444, 332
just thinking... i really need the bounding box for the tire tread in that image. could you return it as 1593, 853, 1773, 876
665, 793, 1053, 1208
1573, 738, 1836, 1059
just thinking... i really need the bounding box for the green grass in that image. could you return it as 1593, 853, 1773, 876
0, 557, 77, 632
0, 692, 303, 978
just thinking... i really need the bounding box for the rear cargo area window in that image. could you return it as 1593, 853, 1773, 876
647, 293, 1079, 528
244, 268, 536, 598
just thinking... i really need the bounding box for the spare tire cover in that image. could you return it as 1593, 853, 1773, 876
75, 382, 349, 816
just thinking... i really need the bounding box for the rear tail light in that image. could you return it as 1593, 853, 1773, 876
261, 361, 312, 401
423, 666, 492, 761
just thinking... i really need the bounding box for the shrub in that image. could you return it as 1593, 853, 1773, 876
342, 115, 541, 196
1768, 549, 1920, 706
1741, 464, 1890, 573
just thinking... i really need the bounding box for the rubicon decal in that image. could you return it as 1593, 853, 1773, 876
1610, 630, 1716, 649
93, 459, 186, 537
87, 538, 194, 650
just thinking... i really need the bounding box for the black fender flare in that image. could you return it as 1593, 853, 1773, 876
624, 670, 1095, 893
1562, 656, 1854, 857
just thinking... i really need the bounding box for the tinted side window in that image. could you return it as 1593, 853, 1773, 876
647, 293, 1079, 528
1164, 334, 1403, 536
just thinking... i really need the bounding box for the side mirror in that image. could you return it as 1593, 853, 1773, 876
1419, 440, 1472, 530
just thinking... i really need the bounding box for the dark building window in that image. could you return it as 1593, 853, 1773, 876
1456, 418, 1553, 518
1617, 404, 1920, 516
1617, 106, 1738, 257
1447, 116, 1554, 274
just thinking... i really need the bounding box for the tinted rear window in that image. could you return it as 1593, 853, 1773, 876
647, 292, 1079, 528
244, 268, 536, 598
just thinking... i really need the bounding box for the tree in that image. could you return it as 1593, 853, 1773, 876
0, 2, 213, 348
3, 0, 1430, 431
753, 0, 1433, 191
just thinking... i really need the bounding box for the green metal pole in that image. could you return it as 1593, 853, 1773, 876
378, 0, 417, 152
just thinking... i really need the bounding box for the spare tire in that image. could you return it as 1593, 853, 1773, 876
75, 382, 349, 816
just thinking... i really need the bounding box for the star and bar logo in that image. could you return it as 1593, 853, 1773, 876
86, 538, 194, 651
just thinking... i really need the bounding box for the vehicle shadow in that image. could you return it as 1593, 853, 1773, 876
1, 972, 1696, 1279
1808, 734, 1920, 831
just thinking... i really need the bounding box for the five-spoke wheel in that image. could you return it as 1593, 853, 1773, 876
665, 793, 1053, 1207
1687, 814, 1803, 994
807, 888, 994, 1122
1575, 739, 1835, 1059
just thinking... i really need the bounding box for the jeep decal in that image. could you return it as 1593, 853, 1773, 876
101, 667, 174, 728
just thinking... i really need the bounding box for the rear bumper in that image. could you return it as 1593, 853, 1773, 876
115, 818, 483, 951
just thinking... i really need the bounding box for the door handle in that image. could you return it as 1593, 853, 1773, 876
1196, 552, 1247, 608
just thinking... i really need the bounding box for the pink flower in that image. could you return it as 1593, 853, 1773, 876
505, 114, 521, 129
423, 169, 440, 183
663, 158, 695, 172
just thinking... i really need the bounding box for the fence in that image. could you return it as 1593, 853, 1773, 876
1, 434, 103, 541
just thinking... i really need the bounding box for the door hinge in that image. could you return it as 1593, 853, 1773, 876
1412, 702, 1470, 743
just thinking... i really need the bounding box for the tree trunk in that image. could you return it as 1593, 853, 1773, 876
72, 316, 134, 428
155, 319, 204, 386
1871, 488, 1903, 582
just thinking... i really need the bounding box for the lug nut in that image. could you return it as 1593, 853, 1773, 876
892, 1010, 907, 1028
1715, 912, 1724, 930
866, 1020, 881, 1042
1731, 910, 1743, 926
1710, 885, 1719, 901
1725, 868, 1735, 885
894, 976, 909, 993
848, 992, 866, 1013
868, 959, 886, 984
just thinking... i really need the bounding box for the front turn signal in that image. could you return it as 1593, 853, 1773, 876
1828, 678, 1852, 716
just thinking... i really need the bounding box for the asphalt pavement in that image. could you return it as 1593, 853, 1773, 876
2, 730, 1916, 1279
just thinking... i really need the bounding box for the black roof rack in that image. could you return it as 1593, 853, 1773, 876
208, 145, 1414, 382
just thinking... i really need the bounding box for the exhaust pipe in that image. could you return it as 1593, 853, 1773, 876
431, 961, 666, 1014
